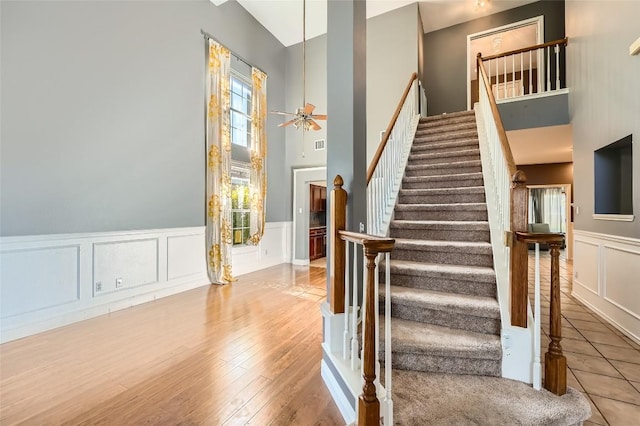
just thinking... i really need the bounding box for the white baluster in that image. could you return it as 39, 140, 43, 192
555, 44, 560, 90
384, 252, 393, 425
512, 54, 515, 98
350, 242, 359, 371
546, 46, 551, 92
374, 254, 381, 390
520, 53, 524, 96
533, 243, 542, 390
343, 241, 351, 360
503, 55, 507, 99
529, 50, 533, 95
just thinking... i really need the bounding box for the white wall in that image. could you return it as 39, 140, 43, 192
0, 223, 292, 343
573, 231, 640, 343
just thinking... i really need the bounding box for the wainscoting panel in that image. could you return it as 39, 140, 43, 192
0, 223, 293, 343
573, 230, 640, 343
573, 239, 600, 295
1, 245, 80, 318
93, 238, 159, 295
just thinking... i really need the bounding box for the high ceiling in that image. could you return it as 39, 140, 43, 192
212, 0, 540, 47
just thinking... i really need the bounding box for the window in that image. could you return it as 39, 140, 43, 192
231, 163, 251, 245
230, 69, 253, 245
230, 73, 252, 149
594, 134, 633, 217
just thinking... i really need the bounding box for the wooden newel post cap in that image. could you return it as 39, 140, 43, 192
512, 169, 528, 185
477, 52, 482, 59
333, 175, 344, 188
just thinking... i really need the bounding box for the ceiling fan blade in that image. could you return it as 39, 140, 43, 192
310, 114, 327, 120
303, 103, 315, 115
270, 110, 296, 116
278, 118, 298, 128
309, 119, 322, 131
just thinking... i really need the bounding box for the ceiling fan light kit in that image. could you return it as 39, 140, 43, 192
270, 0, 326, 131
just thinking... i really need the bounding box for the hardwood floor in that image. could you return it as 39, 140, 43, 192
0, 264, 343, 425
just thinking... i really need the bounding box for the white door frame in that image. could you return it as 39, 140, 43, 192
292, 166, 327, 265
466, 16, 544, 110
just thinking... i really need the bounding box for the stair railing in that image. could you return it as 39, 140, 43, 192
367, 72, 420, 236
478, 38, 568, 101
330, 175, 395, 426
476, 54, 567, 395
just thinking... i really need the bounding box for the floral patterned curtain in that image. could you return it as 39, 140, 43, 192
248, 68, 267, 245
206, 39, 235, 284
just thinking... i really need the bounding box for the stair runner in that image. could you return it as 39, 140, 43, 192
381, 110, 590, 425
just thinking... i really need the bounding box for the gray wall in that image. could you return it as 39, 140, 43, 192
423, 0, 565, 115
567, 0, 640, 237
0, 0, 287, 236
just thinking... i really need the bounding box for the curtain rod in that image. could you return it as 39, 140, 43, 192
200, 29, 265, 75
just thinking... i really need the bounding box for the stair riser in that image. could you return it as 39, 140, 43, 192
408, 153, 480, 165
383, 273, 496, 297
405, 164, 482, 177
394, 209, 488, 221
391, 248, 493, 267
402, 178, 484, 189
416, 123, 477, 135
414, 131, 478, 143
388, 353, 501, 377
420, 115, 476, 127
389, 227, 490, 242
398, 193, 486, 204
383, 302, 500, 335
412, 140, 478, 151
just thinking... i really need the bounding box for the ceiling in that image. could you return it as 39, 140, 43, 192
212, 0, 540, 47
507, 125, 573, 165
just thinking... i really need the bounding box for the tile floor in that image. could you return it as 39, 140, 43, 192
528, 249, 640, 425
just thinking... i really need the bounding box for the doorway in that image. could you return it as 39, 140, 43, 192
467, 16, 544, 109
309, 181, 327, 267
527, 184, 573, 260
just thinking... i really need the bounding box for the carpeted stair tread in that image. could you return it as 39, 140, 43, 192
420, 111, 476, 122
393, 370, 591, 426
414, 129, 478, 143
394, 238, 491, 252
411, 138, 478, 153
402, 172, 484, 190
387, 258, 495, 282
405, 159, 481, 170
384, 285, 500, 320
382, 317, 501, 360
407, 148, 480, 164
415, 122, 477, 136
398, 187, 486, 197
395, 203, 488, 211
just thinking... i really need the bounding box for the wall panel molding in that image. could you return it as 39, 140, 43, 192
0, 222, 293, 343
573, 230, 640, 343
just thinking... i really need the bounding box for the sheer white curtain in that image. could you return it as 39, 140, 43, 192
529, 187, 566, 233
206, 40, 236, 284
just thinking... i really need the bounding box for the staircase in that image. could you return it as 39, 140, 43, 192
381, 111, 590, 424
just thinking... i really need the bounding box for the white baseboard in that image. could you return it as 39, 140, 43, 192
321, 359, 356, 424
0, 222, 293, 343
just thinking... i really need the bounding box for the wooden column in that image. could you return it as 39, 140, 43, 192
358, 244, 380, 426
510, 170, 529, 327
545, 241, 567, 396
330, 175, 347, 314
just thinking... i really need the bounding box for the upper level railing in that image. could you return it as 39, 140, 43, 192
367, 73, 420, 236
477, 38, 568, 102
476, 52, 567, 395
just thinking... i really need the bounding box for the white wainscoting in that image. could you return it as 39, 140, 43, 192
573, 230, 640, 343
0, 222, 292, 343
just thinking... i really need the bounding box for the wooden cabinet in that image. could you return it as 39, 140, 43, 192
309, 227, 327, 260
310, 185, 327, 212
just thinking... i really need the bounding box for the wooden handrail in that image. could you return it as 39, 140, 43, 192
476, 55, 517, 175
338, 230, 395, 252
515, 232, 565, 245
366, 72, 418, 184
480, 38, 568, 62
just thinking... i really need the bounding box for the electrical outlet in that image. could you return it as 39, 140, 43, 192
95, 281, 102, 292
115, 278, 123, 288
359, 222, 365, 233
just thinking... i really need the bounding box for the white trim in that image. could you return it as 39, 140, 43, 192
321, 359, 356, 424
572, 291, 640, 345
292, 259, 310, 266
495, 88, 569, 104
575, 229, 640, 246
292, 167, 327, 264
467, 16, 544, 110
592, 214, 635, 222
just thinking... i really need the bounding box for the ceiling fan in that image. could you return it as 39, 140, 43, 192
271, 0, 327, 131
